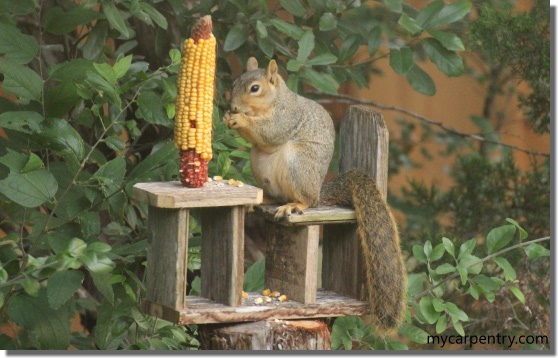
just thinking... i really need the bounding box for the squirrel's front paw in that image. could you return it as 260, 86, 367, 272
223, 112, 246, 129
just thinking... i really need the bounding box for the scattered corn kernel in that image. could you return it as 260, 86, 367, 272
264, 296, 272, 303
228, 178, 237, 185
278, 295, 287, 302
270, 291, 280, 298
235, 180, 244, 187
242, 291, 248, 299
254, 297, 264, 305
213, 176, 223, 181
262, 289, 271, 296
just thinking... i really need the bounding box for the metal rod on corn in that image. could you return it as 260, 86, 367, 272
175, 15, 216, 187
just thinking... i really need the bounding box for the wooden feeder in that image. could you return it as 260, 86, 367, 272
132, 106, 389, 350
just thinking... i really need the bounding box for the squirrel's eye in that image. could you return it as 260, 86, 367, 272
250, 84, 260, 93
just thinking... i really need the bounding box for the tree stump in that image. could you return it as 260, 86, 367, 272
199, 320, 331, 350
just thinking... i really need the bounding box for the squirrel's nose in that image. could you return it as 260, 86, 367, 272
231, 105, 239, 113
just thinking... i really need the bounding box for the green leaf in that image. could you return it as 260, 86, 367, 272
139, 3, 168, 29
458, 238, 476, 259
459, 254, 483, 274
42, 6, 98, 35
389, 47, 413, 76
113, 54, 132, 78
412, 244, 427, 263
399, 323, 428, 344
452, 319, 465, 336
300, 68, 339, 95
421, 38, 463, 76
93, 62, 117, 85
486, 224, 516, 254
467, 284, 479, 300
255, 20, 268, 38
67, 238, 87, 258
0, 23, 39, 64
419, 296, 439, 324
280, 0, 306, 17
398, 14, 422, 35
287, 59, 304, 72
415, 0, 444, 29
492, 257, 516, 281
307, 53, 337, 66
243, 258, 265, 292
297, 30, 315, 61
136, 91, 172, 126
0, 59, 42, 101
270, 18, 304, 40
425, 1, 472, 29
523, 243, 550, 259
436, 315, 447, 333
22, 153, 44, 173
47, 270, 84, 310
40, 118, 85, 162
0, 150, 58, 208
0, 111, 43, 133
93, 156, 126, 196
0, 0, 36, 15
407, 273, 424, 297
105, 136, 126, 152
428, 29, 465, 51
382, 0, 402, 13
338, 34, 361, 62
405, 64, 436, 96
81, 252, 115, 274
223, 25, 248, 52
22, 278, 41, 297
90, 272, 114, 304
432, 298, 445, 312
473, 274, 500, 292
442, 237, 455, 257
423, 240, 433, 258
509, 286, 525, 304
8, 290, 71, 349
456, 264, 467, 285
367, 27, 382, 57
87, 242, 112, 253
386, 339, 408, 350
435, 263, 455, 275
101, 0, 130, 38
319, 12, 337, 31
445, 302, 469, 322
505, 218, 528, 240
81, 21, 108, 60
128, 141, 177, 183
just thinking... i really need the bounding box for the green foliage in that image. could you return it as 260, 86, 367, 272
331, 220, 549, 350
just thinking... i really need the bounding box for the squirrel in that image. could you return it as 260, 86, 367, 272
223, 57, 407, 334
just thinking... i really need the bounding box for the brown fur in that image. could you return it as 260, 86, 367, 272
225, 58, 407, 333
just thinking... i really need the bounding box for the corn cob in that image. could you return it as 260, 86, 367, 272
175, 15, 216, 187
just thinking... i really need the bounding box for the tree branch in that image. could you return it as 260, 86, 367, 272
315, 93, 550, 158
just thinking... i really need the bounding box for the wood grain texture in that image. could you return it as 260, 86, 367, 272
265, 224, 319, 304
339, 105, 389, 199
199, 320, 330, 350
323, 106, 388, 301
141, 289, 369, 325
201, 206, 245, 306
321, 224, 365, 300
255, 205, 355, 226
146, 207, 189, 310
133, 181, 263, 208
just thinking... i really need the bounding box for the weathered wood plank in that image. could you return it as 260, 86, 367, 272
201, 206, 245, 306
265, 224, 319, 304
339, 105, 389, 199
255, 205, 355, 226
323, 105, 389, 301
322, 224, 365, 300
141, 289, 369, 325
199, 320, 331, 350
133, 181, 263, 208
146, 207, 189, 311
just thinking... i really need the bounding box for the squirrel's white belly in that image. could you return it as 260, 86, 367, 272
251, 143, 295, 203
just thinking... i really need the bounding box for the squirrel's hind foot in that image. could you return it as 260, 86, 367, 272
274, 202, 309, 220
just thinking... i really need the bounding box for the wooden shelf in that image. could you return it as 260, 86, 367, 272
133, 181, 263, 208
255, 205, 356, 226
142, 289, 368, 325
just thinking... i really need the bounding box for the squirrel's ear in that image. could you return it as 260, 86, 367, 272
266, 60, 278, 85
246, 57, 258, 72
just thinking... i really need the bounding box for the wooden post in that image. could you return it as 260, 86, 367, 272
199, 320, 331, 350
322, 106, 389, 300
201, 206, 245, 306
265, 224, 319, 304
146, 207, 189, 311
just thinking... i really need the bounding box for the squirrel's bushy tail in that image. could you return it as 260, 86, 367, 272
320, 170, 407, 334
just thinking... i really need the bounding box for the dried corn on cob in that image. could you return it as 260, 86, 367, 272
175, 15, 216, 187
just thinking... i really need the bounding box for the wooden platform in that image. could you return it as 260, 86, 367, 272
142, 289, 368, 325
133, 181, 263, 208
255, 205, 356, 225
